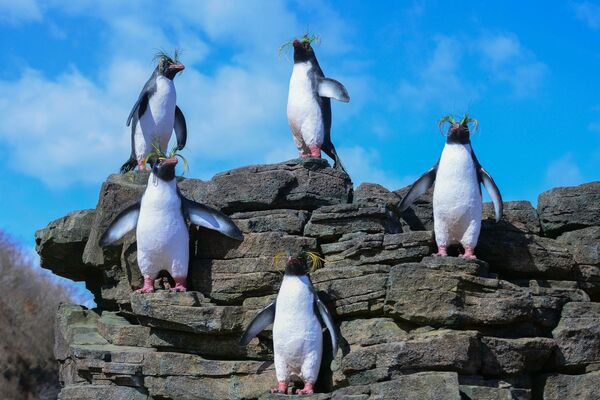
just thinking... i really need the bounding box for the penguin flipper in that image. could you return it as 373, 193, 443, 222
121, 113, 139, 173
479, 167, 503, 223
181, 197, 244, 241
174, 105, 187, 150
317, 77, 350, 103
98, 202, 141, 247
240, 301, 276, 346
126, 75, 157, 126
398, 164, 438, 212
314, 293, 339, 358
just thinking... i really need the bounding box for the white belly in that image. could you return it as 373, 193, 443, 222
136, 176, 189, 278
273, 275, 323, 382
287, 62, 324, 147
135, 76, 177, 160
433, 144, 482, 245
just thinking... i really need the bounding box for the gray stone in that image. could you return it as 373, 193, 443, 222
367, 371, 461, 400
180, 158, 352, 213
557, 227, 600, 267
542, 371, 600, 399
58, 385, 148, 400
130, 291, 247, 334
537, 181, 600, 237
231, 209, 310, 235
482, 200, 542, 235
395, 186, 434, 232
304, 203, 401, 242
35, 209, 96, 280
480, 337, 556, 375
341, 330, 480, 384
553, 302, 600, 368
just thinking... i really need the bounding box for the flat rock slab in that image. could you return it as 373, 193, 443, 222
59, 385, 148, 400
542, 370, 600, 399
553, 302, 600, 368
130, 292, 247, 334
537, 181, 600, 237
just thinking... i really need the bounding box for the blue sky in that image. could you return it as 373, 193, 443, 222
1, 0, 599, 251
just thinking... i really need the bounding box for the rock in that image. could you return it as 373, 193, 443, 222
553, 302, 600, 368
304, 203, 401, 242
482, 201, 542, 235
459, 385, 528, 400
231, 209, 310, 235
395, 186, 434, 231
537, 181, 600, 237
180, 158, 352, 213
354, 183, 401, 213
58, 385, 148, 400
340, 330, 480, 384
312, 264, 390, 317
339, 318, 407, 347
480, 337, 556, 376
542, 370, 600, 399
130, 291, 247, 334
557, 227, 600, 267
352, 371, 462, 400
477, 231, 574, 279
35, 209, 96, 280
321, 231, 434, 267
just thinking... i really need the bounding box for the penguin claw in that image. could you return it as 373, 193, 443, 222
295, 382, 315, 395
169, 284, 187, 292
432, 245, 448, 257
460, 246, 476, 259
135, 287, 154, 293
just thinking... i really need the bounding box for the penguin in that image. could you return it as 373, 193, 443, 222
99, 155, 243, 292
286, 34, 350, 173
120, 51, 187, 173
240, 252, 338, 395
398, 114, 503, 259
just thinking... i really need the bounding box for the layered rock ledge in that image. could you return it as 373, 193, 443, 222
36, 159, 600, 399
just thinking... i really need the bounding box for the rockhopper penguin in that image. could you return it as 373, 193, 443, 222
100, 154, 243, 292
120, 51, 187, 172
240, 252, 338, 395
399, 114, 503, 259
286, 34, 350, 173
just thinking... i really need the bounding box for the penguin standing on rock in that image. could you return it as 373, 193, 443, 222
120, 51, 187, 172
240, 252, 338, 395
399, 114, 503, 259
286, 34, 350, 173
100, 151, 243, 293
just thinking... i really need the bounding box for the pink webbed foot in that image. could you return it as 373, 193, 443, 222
170, 277, 187, 292
308, 145, 322, 158
137, 160, 150, 172
295, 381, 315, 395
432, 245, 448, 257
271, 381, 288, 394
459, 246, 477, 260
136, 276, 154, 293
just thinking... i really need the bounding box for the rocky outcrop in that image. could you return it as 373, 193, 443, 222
35, 160, 600, 399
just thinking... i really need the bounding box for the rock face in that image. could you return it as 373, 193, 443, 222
35, 160, 600, 399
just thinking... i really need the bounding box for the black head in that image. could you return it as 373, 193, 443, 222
439, 114, 478, 145
150, 157, 178, 181
155, 51, 185, 80
281, 252, 325, 276
291, 34, 320, 63
284, 256, 309, 276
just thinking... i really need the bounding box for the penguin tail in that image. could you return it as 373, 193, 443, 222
120, 157, 137, 174
324, 145, 349, 175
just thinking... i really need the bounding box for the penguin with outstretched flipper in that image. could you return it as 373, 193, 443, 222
399, 114, 503, 259
286, 34, 349, 173
101, 152, 243, 292
240, 252, 338, 395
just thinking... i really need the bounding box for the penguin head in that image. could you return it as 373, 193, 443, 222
438, 114, 478, 145
291, 34, 320, 63
150, 157, 178, 181
155, 50, 185, 80
276, 251, 325, 276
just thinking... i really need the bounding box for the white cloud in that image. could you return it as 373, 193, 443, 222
0, 0, 359, 187
0, 0, 42, 25
574, 1, 600, 29
398, 36, 478, 111
545, 153, 584, 188
478, 34, 547, 97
